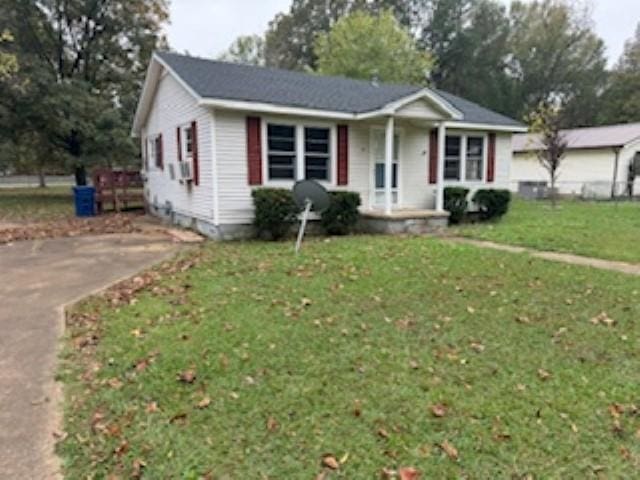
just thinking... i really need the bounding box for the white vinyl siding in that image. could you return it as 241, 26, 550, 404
143, 72, 214, 220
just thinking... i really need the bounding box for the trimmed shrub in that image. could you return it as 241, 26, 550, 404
252, 188, 298, 240
444, 186, 470, 224
472, 188, 511, 221
321, 191, 361, 235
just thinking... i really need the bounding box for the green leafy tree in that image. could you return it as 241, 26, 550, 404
219, 35, 265, 66
599, 24, 640, 125
419, 0, 513, 114
315, 10, 433, 84
265, 0, 418, 71
0, 0, 168, 184
506, 0, 607, 125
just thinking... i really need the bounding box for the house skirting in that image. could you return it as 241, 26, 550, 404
150, 204, 449, 241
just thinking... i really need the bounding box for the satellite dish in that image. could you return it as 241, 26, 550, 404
292, 180, 330, 254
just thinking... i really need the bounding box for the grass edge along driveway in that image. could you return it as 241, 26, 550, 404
58, 236, 640, 478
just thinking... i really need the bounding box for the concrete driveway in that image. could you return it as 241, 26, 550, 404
0, 232, 180, 479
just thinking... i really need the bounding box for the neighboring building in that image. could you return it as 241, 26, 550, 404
132, 52, 525, 239
512, 123, 640, 199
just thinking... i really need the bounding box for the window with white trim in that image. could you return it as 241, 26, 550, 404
445, 136, 461, 181
183, 125, 194, 159
465, 136, 484, 181
304, 127, 330, 180
267, 124, 296, 180
266, 123, 333, 182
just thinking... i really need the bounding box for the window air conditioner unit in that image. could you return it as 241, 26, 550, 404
179, 160, 193, 182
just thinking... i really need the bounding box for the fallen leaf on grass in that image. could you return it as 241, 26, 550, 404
132, 458, 146, 479
266, 416, 279, 432
537, 369, 552, 381
409, 359, 419, 370
590, 312, 616, 327
322, 454, 340, 470
439, 440, 458, 460
196, 397, 211, 409
430, 404, 448, 418
146, 402, 159, 413
353, 399, 362, 417
114, 440, 129, 457
177, 370, 196, 384
399, 467, 421, 480
377, 428, 390, 439
107, 378, 123, 389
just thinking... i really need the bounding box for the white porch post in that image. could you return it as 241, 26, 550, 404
384, 115, 395, 215
436, 122, 446, 211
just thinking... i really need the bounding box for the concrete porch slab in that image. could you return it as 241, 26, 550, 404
359, 209, 450, 235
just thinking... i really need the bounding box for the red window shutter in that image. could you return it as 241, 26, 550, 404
337, 125, 349, 186
176, 127, 182, 162
429, 129, 438, 184
246, 116, 263, 185
487, 133, 496, 183
191, 120, 199, 186
158, 134, 164, 170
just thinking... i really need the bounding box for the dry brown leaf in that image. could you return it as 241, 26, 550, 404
440, 440, 458, 460
107, 378, 123, 389
377, 428, 390, 439
430, 404, 448, 418
537, 369, 552, 381
177, 369, 196, 384
132, 458, 146, 479
196, 396, 211, 409
353, 399, 362, 417
399, 467, 421, 480
114, 440, 129, 457
146, 402, 159, 413
409, 359, 419, 370
322, 454, 340, 470
267, 416, 279, 432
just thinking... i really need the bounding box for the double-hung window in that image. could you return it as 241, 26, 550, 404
266, 123, 332, 182
444, 136, 461, 181
267, 124, 297, 179
444, 134, 485, 182
304, 127, 330, 180
183, 125, 194, 159
465, 136, 484, 181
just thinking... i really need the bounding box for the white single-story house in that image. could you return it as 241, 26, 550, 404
512, 123, 640, 199
132, 52, 526, 239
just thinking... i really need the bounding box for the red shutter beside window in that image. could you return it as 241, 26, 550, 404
246, 116, 263, 185
177, 127, 182, 162
191, 120, 199, 186
429, 129, 438, 184
487, 133, 496, 183
337, 125, 349, 186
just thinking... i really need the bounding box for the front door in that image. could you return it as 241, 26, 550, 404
371, 130, 400, 208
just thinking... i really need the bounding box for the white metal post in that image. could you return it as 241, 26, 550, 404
295, 199, 312, 255
384, 116, 395, 215
436, 122, 446, 211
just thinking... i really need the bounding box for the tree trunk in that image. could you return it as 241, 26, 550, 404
38, 169, 46, 188
550, 173, 556, 208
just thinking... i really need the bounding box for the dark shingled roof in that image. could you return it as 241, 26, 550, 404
157, 51, 523, 128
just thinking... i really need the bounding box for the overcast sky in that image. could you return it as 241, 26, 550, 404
165, 0, 640, 66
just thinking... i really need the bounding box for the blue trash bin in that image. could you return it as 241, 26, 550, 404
73, 186, 96, 217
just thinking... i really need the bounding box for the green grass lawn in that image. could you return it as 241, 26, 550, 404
455, 198, 640, 263
59, 236, 640, 478
0, 187, 74, 222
